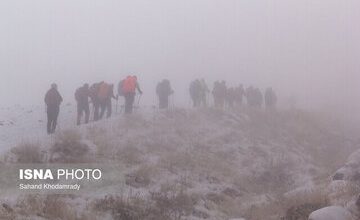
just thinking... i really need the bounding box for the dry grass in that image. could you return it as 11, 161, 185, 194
7, 142, 44, 163
94, 183, 197, 220
3, 108, 357, 219
87, 126, 117, 159
117, 145, 144, 166
49, 129, 93, 163
280, 191, 330, 220
55, 129, 82, 144
94, 193, 154, 220
241, 188, 330, 220
159, 150, 195, 174
0, 204, 15, 220
15, 194, 79, 220
150, 183, 198, 220
125, 165, 156, 188
235, 156, 295, 195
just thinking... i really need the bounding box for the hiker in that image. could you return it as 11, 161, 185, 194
189, 79, 200, 107
117, 79, 125, 98
226, 87, 236, 108
190, 79, 210, 107
235, 84, 245, 106
89, 82, 101, 121
75, 83, 90, 125
156, 79, 174, 109
245, 86, 256, 107
213, 80, 227, 109
106, 84, 117, 117
200, 79, 210, 107
121, 75, 143, 114
265, 87, 277, 110
44, 83, 63, 134
254, 88, 264, 108
98, 82, 117, 119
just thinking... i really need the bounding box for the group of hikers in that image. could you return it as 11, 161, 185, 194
189, 79, 277, 110
44, 75, 142, 134
44, 76, 277, 134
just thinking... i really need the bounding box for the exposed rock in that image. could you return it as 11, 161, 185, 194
333, 172, 344, 181
334, 149, 360, 181
308, 206, 353, 220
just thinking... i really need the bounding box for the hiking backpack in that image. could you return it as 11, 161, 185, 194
122, 76, 137, 94
98, 83, 110, 99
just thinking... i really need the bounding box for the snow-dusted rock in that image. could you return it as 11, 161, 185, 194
327, 180, 349, 194
326, 180, 356, 205
308, 206, 353, 220
333, 149, 360, 181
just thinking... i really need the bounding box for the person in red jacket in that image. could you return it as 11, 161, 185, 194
121, 75, 143, 114
44, 83, 63, 134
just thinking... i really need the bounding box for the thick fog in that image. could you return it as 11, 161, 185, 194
0, 0, 359, 119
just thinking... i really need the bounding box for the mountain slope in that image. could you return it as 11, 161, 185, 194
0, 106, 358, 220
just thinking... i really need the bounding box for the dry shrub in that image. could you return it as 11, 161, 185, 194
122, 114, 149, 130
216, 197, 243, 218
307, 143, 353, 175
87, 126, 116, 158
16, 194, 43, 216
205, 192, 227, 205
125, 165, 155, 188
95, 184, 198, 220
56, 129, 82, 143
159, 151, 195, 174
87, 125, 107, 141
203, 188, 243, 218
49, 129, 92, 163
242, 188, 329, 220
244, 201, 282, 220
150, 183, 198, 220
16, 194, 77, 220
159, 147, 237, 184
42, 195, 77, 220
143, 135, 177, 155
281, 189, 330, 220
235, 156, 295, 195
117, 145, 144, 166
8, 142, 44, 163
0, 203, 15, 220
94, 194, 151, 220
195, 150, 238, 181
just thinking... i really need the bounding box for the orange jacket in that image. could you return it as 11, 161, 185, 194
122, 76, 137, 94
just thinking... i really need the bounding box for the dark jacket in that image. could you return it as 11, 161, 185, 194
156, 80, 173, 98
45, 88, 63, 107
75, 86, 89, 105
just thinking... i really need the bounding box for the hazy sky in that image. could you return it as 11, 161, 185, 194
0, 0, 359, 115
